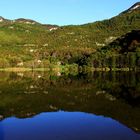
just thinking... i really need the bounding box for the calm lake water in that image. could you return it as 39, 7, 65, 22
0, 71, 140, 140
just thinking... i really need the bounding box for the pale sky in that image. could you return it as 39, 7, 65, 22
0, 0, 139, 25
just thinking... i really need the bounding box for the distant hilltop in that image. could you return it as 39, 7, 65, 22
0, 16, 59, 31
121, 2, 140, 14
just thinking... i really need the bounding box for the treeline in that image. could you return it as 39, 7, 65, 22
72, 52, 140, 70
0, 50, 140, 71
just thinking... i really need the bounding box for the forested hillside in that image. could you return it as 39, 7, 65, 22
0, 2, 140, 70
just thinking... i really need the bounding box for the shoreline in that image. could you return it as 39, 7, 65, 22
0, 68, 50, 72
0, 67, 138, 72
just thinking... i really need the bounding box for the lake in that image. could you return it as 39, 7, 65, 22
0, 71, 140, 140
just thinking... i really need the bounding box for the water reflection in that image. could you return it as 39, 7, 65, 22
0, 71, 140, 139
0, 112, 140, 140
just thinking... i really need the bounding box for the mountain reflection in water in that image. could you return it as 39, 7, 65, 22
0, 71, 140, 140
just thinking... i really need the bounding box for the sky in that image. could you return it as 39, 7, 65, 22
0, 0, 139, 25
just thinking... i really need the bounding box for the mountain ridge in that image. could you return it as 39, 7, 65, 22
0, 2, 139, 47
0, 2, 140, 26
121, 2, 140, 14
